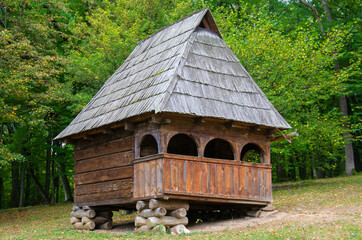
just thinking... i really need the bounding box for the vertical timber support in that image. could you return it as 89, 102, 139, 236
134, 199, 191, 235
70, 206, 113, 230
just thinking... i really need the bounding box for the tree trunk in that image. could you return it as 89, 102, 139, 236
57, 161, 73, 202
320, 0, 356, 175
19, 162, 25, 207
299, 0, 356, 175
0, 177, 3, 209
339, 96, 355, 175
28, 164, 51, 204
45, 140, 52, 198
11, 161, 19, 207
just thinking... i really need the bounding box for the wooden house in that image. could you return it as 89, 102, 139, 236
55, 8, 291, 224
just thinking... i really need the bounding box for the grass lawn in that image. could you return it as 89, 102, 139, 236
0, 175, 361, 239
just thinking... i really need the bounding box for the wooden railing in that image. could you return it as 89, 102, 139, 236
133, 154, 272, 204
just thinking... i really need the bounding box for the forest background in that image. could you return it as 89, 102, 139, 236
0, 0, 360, 209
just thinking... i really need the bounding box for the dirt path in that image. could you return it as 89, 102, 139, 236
103, 208, 360, 235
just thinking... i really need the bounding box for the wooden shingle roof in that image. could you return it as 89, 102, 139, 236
55, 8, 290, 140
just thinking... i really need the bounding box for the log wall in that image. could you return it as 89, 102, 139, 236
74, 134, 134, 206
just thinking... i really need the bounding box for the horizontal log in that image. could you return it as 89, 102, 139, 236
149, 199, 189, 211
84, 221, 96, 230
136, 201, 148, 211
75, 137, 133, 161
169, 208, 187, 219
271, 130, 298, 142
170, 224, 190, 235
75, 189, 132, 204
70, 209, 96, 219
70, 217, 80, 224
146, 216, 188, 228
71, 222, 84, 230
135, 216, 147, 227
137, 207, 167, 218
98, 221, 113, 230
75, 179, 132, 196
247, 210, 261, 217
151, 225, 166, 234
134, 225, 151, 233
72, 206, 80, 211
75, 151, 134, 173
82, 216, 109, 225
74, 166, 133, 185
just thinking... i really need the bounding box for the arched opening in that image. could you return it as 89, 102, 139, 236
240, 143, 264, 163
140, 135, 158, 157
204, 138, 234, 160
167, 134, 198, 156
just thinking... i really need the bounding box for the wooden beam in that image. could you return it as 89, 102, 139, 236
102, 129, 113, 134
83, 135, 94, 141
271, 129, 299, 143
194, 117, 205, 124
149, 116, 171, 125
124, 122, 135, 132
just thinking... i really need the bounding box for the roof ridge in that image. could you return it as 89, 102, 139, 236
137, 7, 209, 46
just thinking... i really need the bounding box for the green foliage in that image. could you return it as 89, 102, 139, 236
0, 0, 360, 209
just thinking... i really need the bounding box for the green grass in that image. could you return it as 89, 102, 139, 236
0, 175, 361, 239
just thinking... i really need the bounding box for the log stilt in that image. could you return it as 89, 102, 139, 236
146, 216, 188, 228
70, 209, 96, 219
70, 205, 113, 230
169, 208, 187, 219
137, 207, 167, 218
149, 199, 190, 211
135, 216, 147, 227
136, 201, 148, 211
170, 224, 191, 235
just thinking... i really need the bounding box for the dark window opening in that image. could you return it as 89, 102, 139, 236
240, 144, 264, 163
204, 139, 234, 160
140, 135, 158, 157
167, 134, 198, 156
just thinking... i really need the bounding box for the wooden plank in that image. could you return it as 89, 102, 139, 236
156, 159, 163, 195
138, 162, 145, 198
192, 162, 202, 194
260, 168, 265, 200
75, 151, 134, 173
239, 166, 246, 197
171, 159, 178, 191
163, 193, 269, 206
253, 167, 259, 198
224, 165, 232, 196
75, 166, 133, 185
163, 159, 171, 191
163, 153, 272, 169
185, 161, 194, 193
76, 178, 132, 196
266, 169, 272, 200
247, 167, 252, 198
150, 160, 157, 196
178, 160, 186, 192
201, 163, 208, 194
75, 137, 133, 161
208, 164, 216, 195
233, 166, 239, 196
144, 161, 150, 197
75, 189, 132, 203
133, 163, 140, 198
216, 164, 225, 196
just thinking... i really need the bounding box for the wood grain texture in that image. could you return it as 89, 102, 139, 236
75, 137, 133, 161
75, 179, 132, 196
75, 151, 134, 173
75, 166, 133, 185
